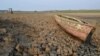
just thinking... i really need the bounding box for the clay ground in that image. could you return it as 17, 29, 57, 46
0, 13, 100, 56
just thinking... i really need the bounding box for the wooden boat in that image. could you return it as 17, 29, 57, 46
54, 15, 95, 41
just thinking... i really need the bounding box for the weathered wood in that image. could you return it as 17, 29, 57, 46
54, 15, 95, 41
8, 8, 13, 14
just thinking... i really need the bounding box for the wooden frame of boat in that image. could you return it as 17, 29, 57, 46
54, 15, 95, 41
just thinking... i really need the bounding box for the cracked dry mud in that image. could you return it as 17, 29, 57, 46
0, 13, 100, 56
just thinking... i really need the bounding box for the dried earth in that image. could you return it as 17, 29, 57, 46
0, 13, 100, 56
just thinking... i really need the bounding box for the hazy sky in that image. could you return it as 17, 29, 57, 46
0, 0, 100, 11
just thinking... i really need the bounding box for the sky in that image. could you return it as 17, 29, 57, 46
0, 0, 100, 11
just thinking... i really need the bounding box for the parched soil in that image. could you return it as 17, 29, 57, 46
0, 13, 100, 56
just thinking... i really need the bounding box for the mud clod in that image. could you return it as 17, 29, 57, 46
0, 14, 100, 56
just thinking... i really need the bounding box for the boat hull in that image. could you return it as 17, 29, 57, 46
54, 15, 95, 41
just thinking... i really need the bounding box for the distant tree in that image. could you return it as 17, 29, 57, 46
34, 10, 37, 12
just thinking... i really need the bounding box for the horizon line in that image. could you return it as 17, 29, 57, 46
0, 9, 100, 11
